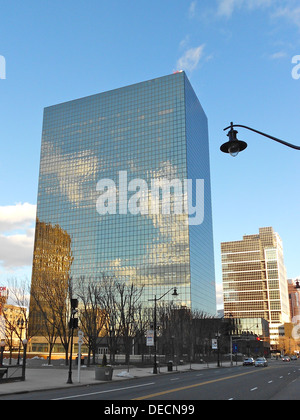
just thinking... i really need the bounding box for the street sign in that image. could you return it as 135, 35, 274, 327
78, 330, 84, 345
211, 339, 218, 350
146, 330, 154, 346
77, 330, 84, 383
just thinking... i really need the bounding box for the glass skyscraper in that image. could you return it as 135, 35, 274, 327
31, 72, 216, 316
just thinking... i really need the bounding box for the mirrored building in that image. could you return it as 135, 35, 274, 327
30, 72, 216, 318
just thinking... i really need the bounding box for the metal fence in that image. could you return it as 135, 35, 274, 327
0, 364, 25, 383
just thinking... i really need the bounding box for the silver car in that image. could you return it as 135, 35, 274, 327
255, 357, 268, 367
243, 357, 255, 366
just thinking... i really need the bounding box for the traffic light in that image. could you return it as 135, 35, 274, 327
69, 318, 78, 329
71, 299, 78, 309
256, 336, 261, 341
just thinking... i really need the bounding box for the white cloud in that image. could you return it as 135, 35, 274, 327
217, 0, 237, 17
272, 5, 300, 29
0, 203, 36, 270
179, 35, 190, 50
0, 202, 36, 232
217, 0, 272, 17
177, 44, 205, 72
0, 230, 35, 269
269, 51, 287, 60
188, 1, 197, 18
216, 283, 224, 309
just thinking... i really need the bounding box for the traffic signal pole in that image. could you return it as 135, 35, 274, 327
67, 299, 78, 384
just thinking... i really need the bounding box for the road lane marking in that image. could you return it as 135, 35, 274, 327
268, 381, 273, 383
250, 387, 258, 391
52, 382, 155, 400
133, 370, 259, 400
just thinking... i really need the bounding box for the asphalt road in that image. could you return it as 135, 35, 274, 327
1, 360, 299, 402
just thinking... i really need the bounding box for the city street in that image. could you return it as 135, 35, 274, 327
1, 360, 299, 401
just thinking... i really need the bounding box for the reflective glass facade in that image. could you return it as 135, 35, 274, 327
31, 72, 216, 316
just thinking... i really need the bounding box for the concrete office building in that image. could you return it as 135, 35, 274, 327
221, 227, 290, 347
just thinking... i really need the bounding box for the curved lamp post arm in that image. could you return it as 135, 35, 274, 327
148, 287, 178, 303
223, 123, 300, 151
148, 287, 178, 374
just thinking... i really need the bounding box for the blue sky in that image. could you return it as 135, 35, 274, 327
0, 0, 300, 309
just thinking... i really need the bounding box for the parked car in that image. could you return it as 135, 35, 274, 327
282, 356, 290, 362
243, 357, 255, 366
290, 355, 298, 361
255, 357, 268, 367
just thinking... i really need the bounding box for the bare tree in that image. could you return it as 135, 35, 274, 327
98, 275, 120, 363
115, 281, 144, 364
29, 272, 59, 364
29, 273, 73, 364
75, 276, 108, 365
99, 276, 144, 364
2, 278, 39, 363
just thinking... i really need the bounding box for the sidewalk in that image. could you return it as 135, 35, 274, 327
0, 360, 242, 397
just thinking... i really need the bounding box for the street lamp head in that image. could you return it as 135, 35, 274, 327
221, 124, 247, 157
172, 287, 178, 297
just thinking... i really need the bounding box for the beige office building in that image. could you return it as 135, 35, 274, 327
221, 227, 290, 347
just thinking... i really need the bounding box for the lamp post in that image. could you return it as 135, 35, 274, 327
67, 298, 79, 384
245, 323, 259, 357
221, 122, 300, 157
148, 287, 178, 374
228, 313, 234, 366
21, 339, 28, 381
0, 341, 5, 367
215, 332, 221, 367
16, 318, 25, 365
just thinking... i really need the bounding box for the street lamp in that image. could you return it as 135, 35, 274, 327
245, 323, 259, 357
16, 318, 25, 365
228, 313, 234, 366
21, 339, 28, 381
148, 287, 178, 374
215, 331, 221, 367
221, 122, 300, 157
0, 341, 5, 367
67, 298, 79, 384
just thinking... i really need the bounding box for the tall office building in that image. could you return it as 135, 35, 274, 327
221, 227, 290, 346
30, 72, 216, 319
